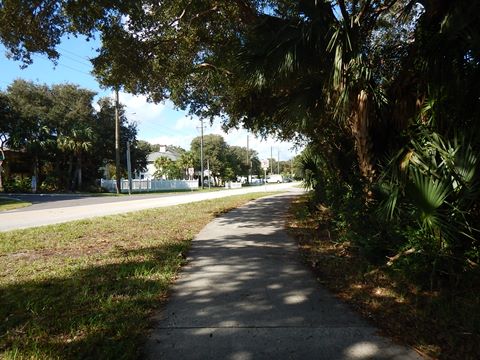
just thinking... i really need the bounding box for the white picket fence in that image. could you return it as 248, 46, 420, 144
225, 182, 242, 189
100, 179, 199, 193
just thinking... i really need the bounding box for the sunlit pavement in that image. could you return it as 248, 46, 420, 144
144, 193, 423, 360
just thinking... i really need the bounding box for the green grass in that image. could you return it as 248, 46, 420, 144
0, 193, 275, 359
0, 197, 31, 211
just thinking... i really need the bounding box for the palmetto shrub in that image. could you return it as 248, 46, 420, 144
377, 128, 480, 287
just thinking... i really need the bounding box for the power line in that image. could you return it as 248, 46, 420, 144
59, 52, 92, 68
12, 51, 95, 78
55, 62, 92, 76
57, 46, 93, 63
33, 54, 93, 77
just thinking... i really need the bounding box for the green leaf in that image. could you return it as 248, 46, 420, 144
409, 168, 450, 214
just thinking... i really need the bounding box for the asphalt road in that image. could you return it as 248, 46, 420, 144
0, 183, 300, 231
2, 191, 199, 211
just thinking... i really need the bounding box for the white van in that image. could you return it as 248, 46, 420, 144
266, 174, 283, 183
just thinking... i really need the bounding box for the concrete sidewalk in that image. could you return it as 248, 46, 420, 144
144, 192, 422, 360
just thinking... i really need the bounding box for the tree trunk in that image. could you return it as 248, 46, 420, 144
351, 90, 374, 182
77, 152, 82, 190
67, 154, 74, 190
71, 167, 79, 190
32, 155, 39, 193
0, 163, 3, 192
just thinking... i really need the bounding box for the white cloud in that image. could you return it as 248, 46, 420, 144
244, 135, 299, 161
117, 91, 169, 124
174, 114, 198, 131
92, 101, 100, 112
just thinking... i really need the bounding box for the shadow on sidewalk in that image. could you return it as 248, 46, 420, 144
144, 194, 422, 359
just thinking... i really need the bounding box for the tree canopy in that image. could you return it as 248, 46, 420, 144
0, 80, 142, 191
3, 1, 478, 156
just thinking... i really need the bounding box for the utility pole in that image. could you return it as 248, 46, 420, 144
270, 146, 273, 175
246, 134, 250, 183
277, 149, 280, 174
126, 141, 132, 195
207, 158, 211, 189
200, 118, 204, 189
0, 148, 4, 192
114, 88, 121, 194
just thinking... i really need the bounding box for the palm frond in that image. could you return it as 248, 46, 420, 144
409, 168, 450, 214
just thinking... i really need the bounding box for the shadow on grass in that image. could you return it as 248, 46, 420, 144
0, 197, 31, 211
0, 244, 189, 360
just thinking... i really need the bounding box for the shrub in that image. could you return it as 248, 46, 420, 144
3, 176, 31, 193
39, 176, 60, 192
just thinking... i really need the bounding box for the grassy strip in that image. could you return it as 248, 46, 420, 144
0, 197, 31, 211
287, 195, 480, 360
0, 192, 275, 359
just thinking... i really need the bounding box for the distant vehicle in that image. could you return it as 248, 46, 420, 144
283, 177, 293, 183
266, 175, 283, 183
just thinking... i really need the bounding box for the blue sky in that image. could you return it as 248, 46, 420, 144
0, 35, 300, 161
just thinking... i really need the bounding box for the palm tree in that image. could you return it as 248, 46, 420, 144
179, 151, 195, 180
58, 125, 94, 190
236, 1, 380, 185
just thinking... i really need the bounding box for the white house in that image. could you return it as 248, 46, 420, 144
138, 145, 181, 179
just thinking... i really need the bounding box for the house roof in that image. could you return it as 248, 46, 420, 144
147, 149, 180, 162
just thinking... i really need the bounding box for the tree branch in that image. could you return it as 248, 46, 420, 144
357, 0, 372, 21
189, 5, 219, 25
386, 247, 416, 266
168, 8, 187, 27
196, 62, 232, 75
374, 0, 400, 15
232, 0, 257, 24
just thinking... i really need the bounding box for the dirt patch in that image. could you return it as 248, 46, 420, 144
2, 241, 114, 261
